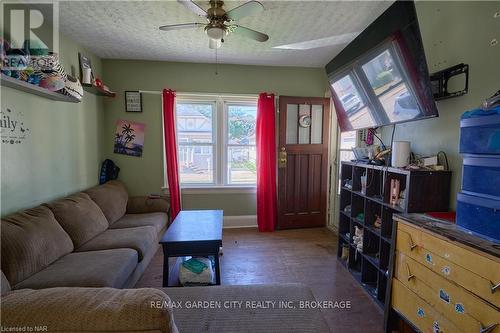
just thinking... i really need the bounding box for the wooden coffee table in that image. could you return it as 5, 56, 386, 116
160, 210, 223, 287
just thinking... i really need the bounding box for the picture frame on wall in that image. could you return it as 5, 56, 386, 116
125, 91, 142, 112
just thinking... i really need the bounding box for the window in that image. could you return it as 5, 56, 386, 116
174, 95, 258, 187
337, 130, 357, 194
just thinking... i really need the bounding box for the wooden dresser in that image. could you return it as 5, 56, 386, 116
385, 214, 500, 333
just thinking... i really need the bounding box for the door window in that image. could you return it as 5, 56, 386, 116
285, 103, 324, 144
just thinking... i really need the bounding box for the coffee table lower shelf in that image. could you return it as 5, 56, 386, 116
165, 256, 219, 287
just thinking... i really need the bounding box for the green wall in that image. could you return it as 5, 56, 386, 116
101, 60, 328, 216
381, 1, 500, 210
0, 34, 105, 216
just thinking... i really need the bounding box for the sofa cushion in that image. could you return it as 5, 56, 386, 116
1, 206, 74, 286
85, 180, 128, 225
1, 270, 11, 296
164, 283, 330, 333
76, 226, 156, 261
127, 196, 170, 214
45, 192, 109, 248
15, 249, 138, 289
110, 212, 168, 233
1, 287, 178, 333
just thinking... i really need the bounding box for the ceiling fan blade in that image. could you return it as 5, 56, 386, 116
209, 39, 222, 49
159, 23, 205, 31
177, 0, 207, 17
226, 1, 264, 21
232, 25, 269, 42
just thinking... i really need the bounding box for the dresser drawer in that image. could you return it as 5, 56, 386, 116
397, 222, 500, 307
395, 251, 500, 333
392, 278, 464, 333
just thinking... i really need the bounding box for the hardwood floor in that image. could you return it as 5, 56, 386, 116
135, 227, 384, 332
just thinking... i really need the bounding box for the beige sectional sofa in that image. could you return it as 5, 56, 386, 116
0, 180, 330, 332
1, 180, 169, 290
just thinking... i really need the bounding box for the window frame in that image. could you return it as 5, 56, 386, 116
172, 94, 258, 189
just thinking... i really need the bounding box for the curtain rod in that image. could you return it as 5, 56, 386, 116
138, 90, 258, 99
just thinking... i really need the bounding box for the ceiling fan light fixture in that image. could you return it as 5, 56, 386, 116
206, 27, 225, 40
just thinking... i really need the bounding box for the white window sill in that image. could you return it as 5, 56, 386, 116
161, 186, 256, 194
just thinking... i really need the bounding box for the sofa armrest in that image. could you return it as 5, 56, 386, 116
1, 287, 178, 333
127, 196, 170, 215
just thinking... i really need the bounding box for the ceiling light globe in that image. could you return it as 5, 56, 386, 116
207, 27, 225, 40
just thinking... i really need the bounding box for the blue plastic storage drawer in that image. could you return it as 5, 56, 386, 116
460, 114, 500, 155
462, 156, 500, 200
456, 192, 500, 242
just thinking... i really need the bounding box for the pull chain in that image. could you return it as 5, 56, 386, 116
215, 46, 218, 75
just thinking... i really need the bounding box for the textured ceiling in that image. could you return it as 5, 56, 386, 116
59, 1, 394, 67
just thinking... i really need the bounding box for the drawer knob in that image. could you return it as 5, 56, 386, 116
406, 263, 415, 281
490, 281, 500, 294
408, 235, 418, 251
480, 323, 498, 333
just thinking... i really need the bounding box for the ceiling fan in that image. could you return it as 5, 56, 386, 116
159, 0, 269, 49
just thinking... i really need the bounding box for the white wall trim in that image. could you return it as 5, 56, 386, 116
223, 215, 257, 228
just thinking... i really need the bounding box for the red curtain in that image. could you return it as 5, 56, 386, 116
256, 92, 277, 232
162, 89, 181, 220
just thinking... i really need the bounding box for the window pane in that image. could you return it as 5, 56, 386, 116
227, 105, 256, 145
340, 131, 356, 150
227, 146, 256, 184
178, 145, 214, 184
339, 150, 355, 162
361, 49, 422, 123
298, 104, 311, 144
311, 104, 323, 144
176, 103, 214, 143
286, 104, 298, 144
331, 74, 377, 129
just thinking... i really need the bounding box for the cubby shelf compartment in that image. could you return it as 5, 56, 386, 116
336, 161, 451, 309
1, 74, 80, 103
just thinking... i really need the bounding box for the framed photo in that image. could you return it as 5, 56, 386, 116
125, 91, 142, 112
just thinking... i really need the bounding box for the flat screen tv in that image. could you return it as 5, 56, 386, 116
326, 1, 438, 131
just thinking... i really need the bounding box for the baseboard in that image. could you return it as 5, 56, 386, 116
223, 215, 257, 228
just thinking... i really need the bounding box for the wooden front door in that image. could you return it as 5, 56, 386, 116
278, 96, 330, 229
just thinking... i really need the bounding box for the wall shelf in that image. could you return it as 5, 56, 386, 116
1, 74, 81, 103
82, 83, 116, 97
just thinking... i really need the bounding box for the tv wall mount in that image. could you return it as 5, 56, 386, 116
430, 63, 469, 101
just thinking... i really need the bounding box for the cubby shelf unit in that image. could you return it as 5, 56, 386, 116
336, 161, 451, 308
